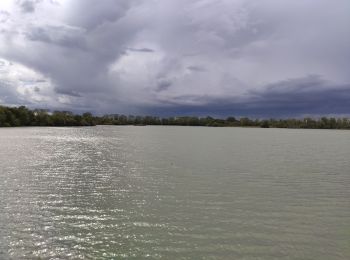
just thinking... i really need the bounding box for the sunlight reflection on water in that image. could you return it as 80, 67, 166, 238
0, 126, 349, 259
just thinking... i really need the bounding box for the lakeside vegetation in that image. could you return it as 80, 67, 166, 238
1, 105, 350, 129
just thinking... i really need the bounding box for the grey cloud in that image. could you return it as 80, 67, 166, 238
156, 79, 172, 92
35, 79, 46, 83
187, 66, 206, 72
55, 89, 81, 97
127, 47, 154, 53
24, 24, 87, 49
0, 11, 10, 23
0, 0, 349, 116
65, 0, 138, 31
2, 0, 143, 101
0, 80, 27, 106
18, 0, 41, 13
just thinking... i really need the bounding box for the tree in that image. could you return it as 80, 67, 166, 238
260, 120, 270, 128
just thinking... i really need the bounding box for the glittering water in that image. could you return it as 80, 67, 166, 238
0, 126, 349, 259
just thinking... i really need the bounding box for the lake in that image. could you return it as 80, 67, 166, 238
0, 126, 349, 259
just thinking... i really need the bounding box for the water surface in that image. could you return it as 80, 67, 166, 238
0, 126, 349, 259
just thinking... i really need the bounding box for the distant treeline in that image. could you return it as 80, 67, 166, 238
1, 105, 350, 129
0, 106, 95, 127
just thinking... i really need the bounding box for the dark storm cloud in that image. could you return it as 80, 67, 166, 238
0, 0, 349, 116
143, 75, 350, 117
244, 76, 350, 116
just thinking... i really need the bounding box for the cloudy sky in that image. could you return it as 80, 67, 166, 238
0, 0, 349, 117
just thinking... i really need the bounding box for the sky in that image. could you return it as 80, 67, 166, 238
0, 0, 349, 117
